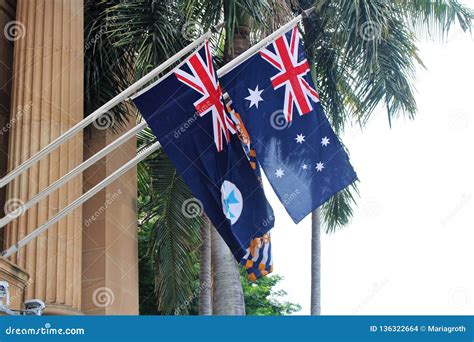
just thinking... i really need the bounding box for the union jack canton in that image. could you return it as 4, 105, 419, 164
221, 26, 357, 224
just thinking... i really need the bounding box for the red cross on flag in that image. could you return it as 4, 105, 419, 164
260, 26, 320, 123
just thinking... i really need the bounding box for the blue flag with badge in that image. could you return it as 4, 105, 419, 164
221, 26, 357, 223
132, 42, 274, 278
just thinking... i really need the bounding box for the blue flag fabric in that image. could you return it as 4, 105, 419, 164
132, 42, 274, 267
221, 26, 357, 223
225, 99, 273, 279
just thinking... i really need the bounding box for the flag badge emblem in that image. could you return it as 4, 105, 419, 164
221, 180, 243, 225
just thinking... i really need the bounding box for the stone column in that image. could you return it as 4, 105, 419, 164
0, 0, 16, 251
81, 122, 139, 315
4, 0, 83, 314
0, 257, 29, 311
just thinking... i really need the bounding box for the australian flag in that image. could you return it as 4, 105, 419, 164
221, 26, 357, 223
132, 41, 274, 274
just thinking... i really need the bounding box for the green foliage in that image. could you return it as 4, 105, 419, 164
137, 221, 160, 315
84, 0, 135, 128
138, 148, 203, 314
241, 271, 302, 315
401, 0, 473, 36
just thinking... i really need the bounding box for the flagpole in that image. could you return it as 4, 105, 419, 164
217, 7, 314, 77
0, 23, 224, 189
0, 121, 148, 228
1, 141, 162, 258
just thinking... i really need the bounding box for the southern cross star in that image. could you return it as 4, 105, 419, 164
245, 85, 264, 109
275, 168, 285, 178
315, 162, 325, 172
321, 136, 330, 146
295, 134, 306, 144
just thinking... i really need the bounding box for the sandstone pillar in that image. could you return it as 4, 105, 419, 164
0, 257, 29, 311
81, 122, 139, 315
0, 0, 16, 251
4, 0, 83, 314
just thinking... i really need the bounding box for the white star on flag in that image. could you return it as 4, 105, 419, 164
295, 134, 305, 144
302, 164, 308, 170
321, 136, 330, 146
245, 85, 264, 109
275, 168, 285, 178
315, 162, 325, 172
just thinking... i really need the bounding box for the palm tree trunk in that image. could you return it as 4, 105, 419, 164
198, 216, 212, 315
210, 5, 251, 315
311, 208, 321, 315
224, 26, 251, 62
211, 226, 245, 315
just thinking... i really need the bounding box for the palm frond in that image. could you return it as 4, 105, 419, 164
321, 183, 359, 233
143, 150, 202, 314
104, 0, 191, 80
84, 0, 134, 129
400, 0, 474, 38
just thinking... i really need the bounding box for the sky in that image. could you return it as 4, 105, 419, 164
269, 12, 474, 315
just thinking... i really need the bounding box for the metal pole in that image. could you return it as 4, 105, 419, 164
0, 121, 148, 228
1, 141, 161, 258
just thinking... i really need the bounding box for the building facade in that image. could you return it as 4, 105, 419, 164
0, 0, 139, 315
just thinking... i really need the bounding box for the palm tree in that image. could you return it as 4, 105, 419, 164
310, 208, 321, 315
294, 0, 473, 315
198, 217, 212, 315
211, 228, 246, 314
